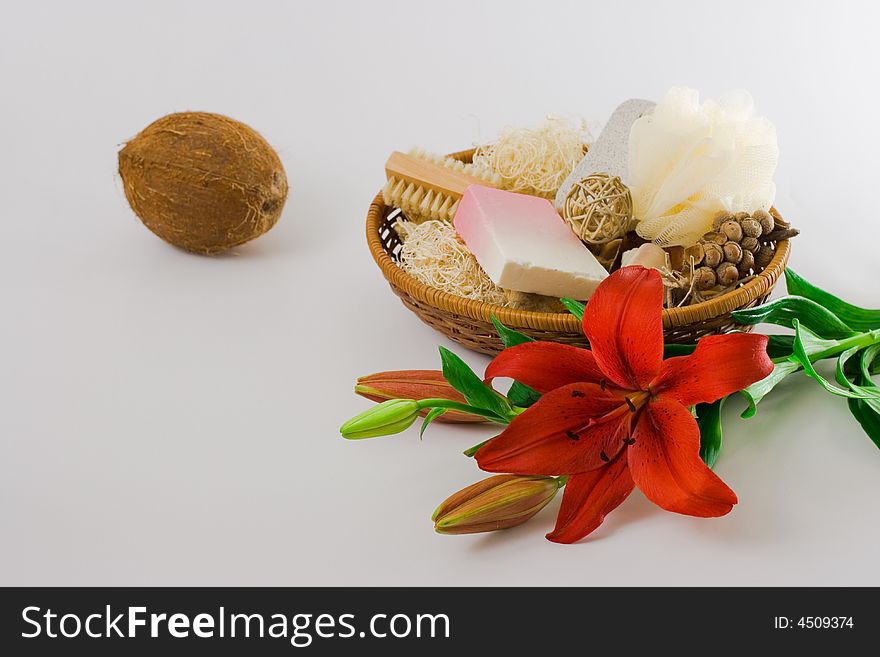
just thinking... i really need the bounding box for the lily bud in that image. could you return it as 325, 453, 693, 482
433, 474, 561, 535
340, 399, 421, 439
355, 370, 485, 423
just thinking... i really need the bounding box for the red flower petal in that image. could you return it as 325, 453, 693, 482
546, 456, 634, 544
627, 398, 737, 517
475, 383, 634, 475
484, 342, 604, 393
652, 333, 773, 406
583, 266, 664, 391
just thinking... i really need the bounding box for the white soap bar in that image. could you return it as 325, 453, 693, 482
621, 243, 668, 270
454, 185, 608, 300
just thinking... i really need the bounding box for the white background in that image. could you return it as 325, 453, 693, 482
2, 0, 879, 586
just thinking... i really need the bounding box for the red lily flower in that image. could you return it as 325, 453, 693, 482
475, 266, 773, 544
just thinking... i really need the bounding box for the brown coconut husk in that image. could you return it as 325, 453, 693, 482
118, 111, 288, 255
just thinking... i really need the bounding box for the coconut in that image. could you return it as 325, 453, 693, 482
118, 112, 288, 254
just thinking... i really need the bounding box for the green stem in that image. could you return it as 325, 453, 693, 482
415, 398, 503, 422
416, 398, 482, 413
417, 398, 525, 424
811, 329, 880, 362
771, 328, 880, 365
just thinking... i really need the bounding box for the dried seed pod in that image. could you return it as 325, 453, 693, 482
741, 236, 759, 253
740, 218, 762, 238
720, 220, 743, 242
694, 266, 717, 290
765, 227, 801, 242
738, 249, 755, 277
664, 245, 685, 272
734, 211, 750, 221
772, 213, 790, 230
702, 242, 724, 268
723, 241, 743, 264
703, 231, 728, 245
712, 212, 735, 230
753, 209, 774, 234
684, 243, 705, 266
755, 244, 775, 270
716, 262, 739, 286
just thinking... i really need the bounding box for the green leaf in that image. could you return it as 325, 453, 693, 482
848, 395, 880, 449
767, 335, 795, 359
438, 346, 512, 421
790, 321, 880, 401
861, 344, 880, 378
836, 345, 880, 411
795, 324, 842, 359
841, 347, 863, 380
420, 407, 447, 438
836, 346, 866, 391
463, 438, 491, 458
489, 315, 542, 407
508, 381, 541, 408
490, 314, 534, 348
847, 348, 880, 448
741, 319, 880, 418
835, 347, 880, 403
785, 269, 880, 332
559, 297, 585, 321
663, 343, 696, 357
732, 296, 856, 339
696, 399, 724, 468
740, 359, 801, 418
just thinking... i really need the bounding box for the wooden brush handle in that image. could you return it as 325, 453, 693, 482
385, 151, 495, 198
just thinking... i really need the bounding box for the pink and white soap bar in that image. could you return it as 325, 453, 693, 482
453, 185, 608, 299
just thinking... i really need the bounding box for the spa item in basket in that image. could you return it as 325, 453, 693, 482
687, 210, 799, 295
630, 87, 779, 247
621, 243, 667, 270
561, 173, 635, 270
395, 218, 507, 306
471, 116, 590, 200
366, 157, 791, 354
383, 149, 501, 222
554, 99, 655, 210
453, 185, 608, 300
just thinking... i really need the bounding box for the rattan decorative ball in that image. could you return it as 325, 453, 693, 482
562, 174, 633, 244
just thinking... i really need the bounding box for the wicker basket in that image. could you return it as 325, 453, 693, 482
366, 149, 791, 356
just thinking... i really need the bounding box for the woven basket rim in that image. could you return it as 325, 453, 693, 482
366, 150, 790, 333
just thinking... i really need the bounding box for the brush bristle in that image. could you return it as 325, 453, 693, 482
384, 174, 457, 222
385, 150, 502, 222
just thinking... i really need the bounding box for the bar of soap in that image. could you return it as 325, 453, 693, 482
453, 185, 608, 300
621, 243, 668, 270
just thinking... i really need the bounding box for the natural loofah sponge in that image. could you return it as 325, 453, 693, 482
472, 116, 589, 199
396, 219, 507, 306
628, 87, 778, 247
